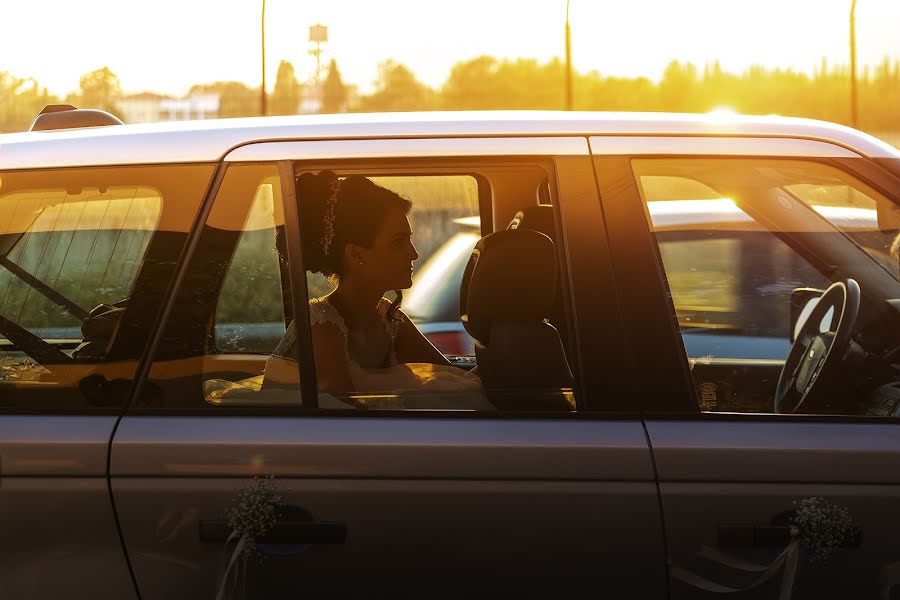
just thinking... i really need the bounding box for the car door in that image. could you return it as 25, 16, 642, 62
591, 135, 900, 599
110, 137, 668, 598
0, 163, 212, 598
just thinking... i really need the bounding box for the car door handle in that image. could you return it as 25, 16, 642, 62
718, 524, 861, 548
718, 525, 793, 547
199, 520, 346, 544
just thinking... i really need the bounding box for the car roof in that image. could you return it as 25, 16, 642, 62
2, 111, 898, 170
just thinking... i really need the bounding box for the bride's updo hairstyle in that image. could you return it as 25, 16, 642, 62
298, 170, 412, 278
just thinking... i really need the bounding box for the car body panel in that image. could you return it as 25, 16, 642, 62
111, 417, 666, 597
647, 420, 900, 598
0, 416, 136, 598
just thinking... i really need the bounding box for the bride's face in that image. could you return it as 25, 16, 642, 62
356, 207, 418, 290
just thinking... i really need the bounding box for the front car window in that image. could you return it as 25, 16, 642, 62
633, 158, 900, 415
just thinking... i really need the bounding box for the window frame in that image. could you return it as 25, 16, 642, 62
126, 136, 637, 418
121, 135, 636, 418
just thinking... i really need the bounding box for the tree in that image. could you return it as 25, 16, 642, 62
73, 67, 122, 116
441, 56, 498, 109
0, 73, 59, 132
270, 60, 301, 116
322, 59, 348, 113
359, 60, 435, 112
658, 60, 699, 112
190, 81, 258, 118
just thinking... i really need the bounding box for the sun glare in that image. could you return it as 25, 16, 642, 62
707, 107, 740, 123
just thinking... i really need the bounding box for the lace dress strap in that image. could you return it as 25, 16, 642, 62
307, 297, 351, 362
308, 297, 350, 337
377, 298, 403, 347
271, 297, 349, 361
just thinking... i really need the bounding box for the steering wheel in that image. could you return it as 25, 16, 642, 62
774, 279, 860, 414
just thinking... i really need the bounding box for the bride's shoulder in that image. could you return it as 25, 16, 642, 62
308, 297, 348, 335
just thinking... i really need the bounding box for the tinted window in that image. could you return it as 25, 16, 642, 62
0, 165, 212, 410
145, 164, 296, 409
634, 158, 900, 415
292, 166, 575, 413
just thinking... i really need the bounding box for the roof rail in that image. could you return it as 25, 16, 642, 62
29, 104, 124, 132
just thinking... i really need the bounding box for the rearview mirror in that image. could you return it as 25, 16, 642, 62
790, 287, 825, 343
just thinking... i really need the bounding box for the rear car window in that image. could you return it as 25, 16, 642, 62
0, 165, 213, 410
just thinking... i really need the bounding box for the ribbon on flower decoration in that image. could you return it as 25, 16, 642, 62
669, 526, 799, 599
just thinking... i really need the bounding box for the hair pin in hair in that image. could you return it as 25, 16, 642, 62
321, 178, 340, 256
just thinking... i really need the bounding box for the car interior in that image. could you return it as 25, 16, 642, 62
191, 160, 579, 411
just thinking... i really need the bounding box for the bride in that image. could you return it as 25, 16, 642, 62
263, 171, 484, 405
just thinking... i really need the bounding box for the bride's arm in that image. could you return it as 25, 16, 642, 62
311, 322, 356, 393
394, 310, 454, 366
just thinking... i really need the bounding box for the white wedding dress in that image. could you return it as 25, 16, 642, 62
221, 297, 491, 410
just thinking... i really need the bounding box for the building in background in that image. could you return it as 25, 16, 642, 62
119, 92, 219, 123
117, 92, 169, 123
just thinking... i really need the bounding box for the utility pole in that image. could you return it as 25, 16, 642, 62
309, 24, 328, 86
565, 0, 573, 110
849, 0, 858, 128
261, 0, 268, 116
309, 24, 328, 113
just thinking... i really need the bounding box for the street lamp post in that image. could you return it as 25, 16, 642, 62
261, 0, 268, 116
565, 0, 573, 110
849, 0, 858, 128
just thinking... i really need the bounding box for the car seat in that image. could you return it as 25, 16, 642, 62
71, 299, 128, 362
459, 226, 574, 392
506, 205, 572, 356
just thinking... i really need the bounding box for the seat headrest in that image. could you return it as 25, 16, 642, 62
461, 228, 557, 343
508, 204, 555, 239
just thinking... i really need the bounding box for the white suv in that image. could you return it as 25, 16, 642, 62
1, 106, 899, 598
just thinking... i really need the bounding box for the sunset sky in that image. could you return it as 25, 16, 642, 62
3, 0, 899, 97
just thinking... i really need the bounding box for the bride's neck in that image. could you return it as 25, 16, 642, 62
329, 277, 384, 328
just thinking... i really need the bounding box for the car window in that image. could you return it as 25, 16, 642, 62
140, 159, 578, 414
144, 163, 298, 409
0, 165, 212, 410
633, 157, 900, 416
292, 166, 575, 413
646, 190, 830, 355
214, 181, 287, 353
786, 180, 899, 279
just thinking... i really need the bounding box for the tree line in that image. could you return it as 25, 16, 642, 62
2, 55, 899, 136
